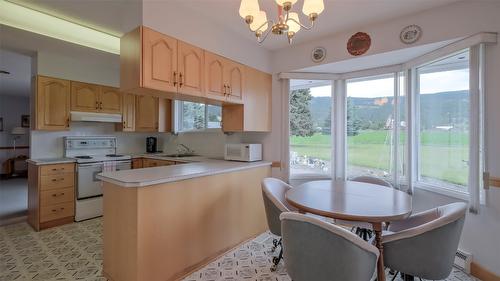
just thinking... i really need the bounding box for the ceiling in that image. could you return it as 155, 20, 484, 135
7, 0, 142, 36
175, 0, 462, 50
7, 0, 462, 50
0, 48, 32, 97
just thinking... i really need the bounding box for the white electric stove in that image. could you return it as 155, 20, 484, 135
64, 136, 131, 221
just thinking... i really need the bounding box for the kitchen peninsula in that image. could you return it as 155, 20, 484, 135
97, 158, 271, 281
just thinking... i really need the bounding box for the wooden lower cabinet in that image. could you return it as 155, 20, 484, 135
142, 158, 176, 168
132, 158, 143, 169
28, 163, 75, 231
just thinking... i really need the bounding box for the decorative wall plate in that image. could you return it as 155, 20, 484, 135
347, 32, 371, 56
400, 25, 422, 44
311, 47, 326, 63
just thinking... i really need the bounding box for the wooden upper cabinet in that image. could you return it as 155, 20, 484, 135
117, 93, 135, 132
36, 76, 71, 130
178, 41, 204, 97
100, 86, 122, 114
136, 95, 159, 132
205, 51, 226, 100
71, 81, 100, 112
222, 67, 271, 132
142, 27, 178, 93
225, 61, 244, 103
135, 95, 171, 132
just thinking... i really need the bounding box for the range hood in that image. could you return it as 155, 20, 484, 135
71, 111, 122, 123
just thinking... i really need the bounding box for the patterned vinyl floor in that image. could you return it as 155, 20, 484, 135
0, 218, 476, 281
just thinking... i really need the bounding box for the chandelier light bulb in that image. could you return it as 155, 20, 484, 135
302, 0, 324, 17
287, 12, 301, 33
239, 0, 260, 18
250, 10, 269, 31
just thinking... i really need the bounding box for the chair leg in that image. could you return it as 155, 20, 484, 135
271, 247, 284, 272
402, 273, 414, 281
271, 238, 279, 252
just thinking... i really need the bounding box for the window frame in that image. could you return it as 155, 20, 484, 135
173, 101, 222, 133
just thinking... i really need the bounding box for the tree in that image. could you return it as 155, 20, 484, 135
347, 98, 361, 136
290, 89, 315, 137
322, 111, 331, 135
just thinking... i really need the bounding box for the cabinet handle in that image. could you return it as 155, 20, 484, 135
173, 72, 177, 86
66, 118, 70, 128
51, 207, 65, 213
123, 121, 126, 129
51, 177, 64, 182
51, 168, 64, 171
228, 85, 232, 95
52, 192, 65, 197
223, 84, 227, 96
179, 73, 183, 88
96, 101, 99, 109
99, 101, 103, 110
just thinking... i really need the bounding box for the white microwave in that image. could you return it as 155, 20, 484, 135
224, 144, 262, 162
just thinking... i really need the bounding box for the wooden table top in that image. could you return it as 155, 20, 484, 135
286, 180, 412, 223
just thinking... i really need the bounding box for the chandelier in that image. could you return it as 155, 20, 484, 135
239, 0, 324, 44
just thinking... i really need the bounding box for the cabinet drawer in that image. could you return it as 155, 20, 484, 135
40, 202, 74, 223
40, 163, 74, 176
40, 173, 74, 190
41, 187, 74, 206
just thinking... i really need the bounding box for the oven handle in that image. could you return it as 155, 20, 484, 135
78, 163, 104, 168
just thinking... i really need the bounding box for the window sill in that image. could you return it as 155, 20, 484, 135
175, 128, 222, 134
414, 182, 470, 201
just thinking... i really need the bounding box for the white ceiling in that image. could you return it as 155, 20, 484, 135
175, 0, 462, 50
0, 49, 32, 97
7, 0, 462, 50
7, 0, 142, 36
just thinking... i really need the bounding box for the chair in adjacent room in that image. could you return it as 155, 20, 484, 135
280, 212, 379, 281
261, 177, 297, 271
382, 202, 467, 281
338, 176, 394, 240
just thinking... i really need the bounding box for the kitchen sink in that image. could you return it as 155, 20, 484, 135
160, 154, 199, 158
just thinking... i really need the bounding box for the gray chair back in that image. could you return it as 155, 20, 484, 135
383, 202, 467, 280
280, 212, 379, 281
351, 175, 393, 188
261, 178, 296, 236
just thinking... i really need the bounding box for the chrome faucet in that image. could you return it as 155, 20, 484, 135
176, 144, 195, 155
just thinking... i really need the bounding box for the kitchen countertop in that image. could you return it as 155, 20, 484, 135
97, 158, 272, 188
26, 158, 76, 165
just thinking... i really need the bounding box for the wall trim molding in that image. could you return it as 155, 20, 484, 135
471, 261, 500, 281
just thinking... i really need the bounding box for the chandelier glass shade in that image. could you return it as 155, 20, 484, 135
239, 0, 324, 44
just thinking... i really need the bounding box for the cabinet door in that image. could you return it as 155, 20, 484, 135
225, 61, 244, 103
204, 51, 226, 100
71, 81, 100, 112
36, 76, 71, 130
121, 93, 135, 131
142, 27, 178, 93
99, 86, 122, 114
178, 41, 204, 97
135, 95, 159, 132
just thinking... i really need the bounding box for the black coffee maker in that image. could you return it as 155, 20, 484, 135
146, 137, 157, 153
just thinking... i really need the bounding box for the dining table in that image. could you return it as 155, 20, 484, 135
285, 180, 412, 281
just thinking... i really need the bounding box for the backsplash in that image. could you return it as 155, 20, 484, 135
30, 122, 246, 159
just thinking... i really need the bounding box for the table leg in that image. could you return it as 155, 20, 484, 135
372, 222, 385, 281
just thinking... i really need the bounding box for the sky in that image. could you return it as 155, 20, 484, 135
308, 69, 469, 98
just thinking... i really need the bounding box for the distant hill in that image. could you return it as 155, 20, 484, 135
309, 90, 469, 130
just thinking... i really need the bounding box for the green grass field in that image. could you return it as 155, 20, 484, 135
290, 131, 468, 185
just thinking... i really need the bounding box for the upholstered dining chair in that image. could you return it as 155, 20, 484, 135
280, 212, 379, 281
382, 202, 467, 281
337, 176, 394, 240
261, 177, 297, 271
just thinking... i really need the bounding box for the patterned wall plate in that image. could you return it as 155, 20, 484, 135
347, 32, 371, 56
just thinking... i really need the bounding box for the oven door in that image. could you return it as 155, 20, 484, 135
77, 162, 104, 199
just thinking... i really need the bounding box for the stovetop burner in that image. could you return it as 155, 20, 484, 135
75, 156, 93, 159
105, 154, 124, 157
